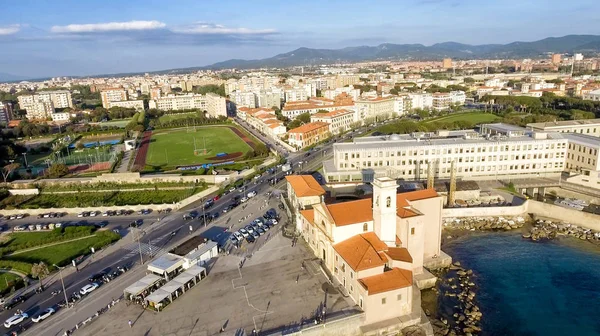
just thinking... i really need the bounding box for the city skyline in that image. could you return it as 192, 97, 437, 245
1, 0, 600, 78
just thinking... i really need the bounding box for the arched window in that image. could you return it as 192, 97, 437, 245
386, 196, 391, 208
363, 223, 368, 232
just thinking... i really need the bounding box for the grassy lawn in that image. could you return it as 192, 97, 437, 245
425, 112, 501, 124
0, 273, 22, 292
39, 181, 204, 192
7, 231, 120, 266
146, 126, 253, 168
158, 112, 199, 124
0, 227, 95, 254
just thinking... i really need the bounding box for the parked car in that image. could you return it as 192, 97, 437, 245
213, 195, 220, 201
234, 232, 243, 240
15, 214, 25, 219
89, 211, 98, 217
257, 227, 265, 235
204, 199, 215, 209
264, 208, 278, 219
4, 313, 28, 328
247, 191, 257, 198
246, 235, 256, 243
239, 229, 249, 237
212, 212, 220, 220
80, 282, 99, 295
270, 219, 279, 225
102, 211, 109, 217
32, 308, 55, 323
240, 197, 249, 203
245, 225, 254, 234
129, 219, 143, 228
251, 231, 259, 239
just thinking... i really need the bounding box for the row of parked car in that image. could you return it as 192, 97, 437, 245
231, 217, 279, 245
13, 222, 63, 231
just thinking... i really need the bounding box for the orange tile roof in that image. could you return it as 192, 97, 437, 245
333, 232, 388, 271
269, 123, 284, 129
386, 247, 413, 263
359, 268, 413, 295
287, 122, 329, 135
300, 209, 315, 226
326, 199, 373, 226
285, 175, 325, 197
395, 235, 402, 246
312, 109, 354, 119
397, 208, 420, 218
402, 188, 438, 201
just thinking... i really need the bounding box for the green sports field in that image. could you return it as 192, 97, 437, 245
426, 112, 500, 124
158, 112, 198, 124
145, 126, 253, 168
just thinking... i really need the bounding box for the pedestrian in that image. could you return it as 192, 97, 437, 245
296, 275, 299, 283
128, 320, 133, 328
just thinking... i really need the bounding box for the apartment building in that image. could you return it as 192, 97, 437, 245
287, 175, 444, 327
583, 89, 600, 101
431, 91, 466, 111
527, 118, 600, 137
148, 93, 227, 118
51, 112, 70, 122
239, 107, 286, 138
356, 97, 395, 120
281, 96, 355, 119
230, 91, 257, 108
287, 121, 330, 149
100, 88, 128, 108
310, 109, 356, 135
284, 84, 315, 102
0, 102, 13, 125
107, 100, 145, 111
18, 90, 72, 118
323, 124, 586, 185
323, 86, 361, 101
335, 75, 360, 88
24, 101, 54, 120
407, 93, 433, 111
257, 90, 282, 109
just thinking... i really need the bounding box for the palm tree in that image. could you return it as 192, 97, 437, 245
31, 262, 50, 290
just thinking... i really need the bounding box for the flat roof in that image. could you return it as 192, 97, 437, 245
124, 274, 163, 296
561, 132, 600, 148
481, 123, 528, 132
145, 288, 171, 304
334, 132, 566, 151
527, 118, 600, 129
147, 253, 184, 273
171, 235, 207, 256
185, 241, 217, 260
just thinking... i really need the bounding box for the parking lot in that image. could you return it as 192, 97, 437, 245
76, 232, 357, 336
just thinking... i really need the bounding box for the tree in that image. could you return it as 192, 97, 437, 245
297, 112, 311, 124
1, 163, 20, 183
31, 262, 50, 290
46, 163, 69, 178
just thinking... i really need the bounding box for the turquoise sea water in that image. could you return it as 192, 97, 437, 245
443, 232, 600, 336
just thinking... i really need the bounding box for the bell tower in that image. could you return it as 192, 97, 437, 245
372, 177, 398, 247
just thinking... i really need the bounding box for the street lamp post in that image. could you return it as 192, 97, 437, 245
53, 264, 69, 308
22, 153, 28, 167
133, 228, 145, 264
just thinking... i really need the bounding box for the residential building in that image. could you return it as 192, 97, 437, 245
527, 118, 600, 137
240, 107, 286, 138
148, 93, 227, 118
230, 91, 257, 108
407, 93, 433, 111
24, 101, 54, 120
0, 102, 13, 125
551, 54, 562, 64
257, 90, 282, 109
100, 88, 128, 108
287, 121, 330, 149
442, 58, 452, 69
322, 124, 600, 186
281, 95, 355, 119
356, 97, 395, 120
323, 86, 361, 101
335, 75, 360, 88
284, 84, 315, 102
107, 100, 145, 111
18, 90, 72, 119
311, 109, 356, 134
51, 112, 70, 122
583, 89, 600, 102
288, 175, 445, 327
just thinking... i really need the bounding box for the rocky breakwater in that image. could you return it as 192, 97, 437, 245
523, 219, 600, 242
429, 262, 482, 336
444, 216, 528, 231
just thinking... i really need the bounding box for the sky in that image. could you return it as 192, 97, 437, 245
1, 0, 599, 78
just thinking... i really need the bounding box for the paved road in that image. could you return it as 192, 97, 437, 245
2, 120, 378, 335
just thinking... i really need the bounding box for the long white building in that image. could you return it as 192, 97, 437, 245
149, 93, 227, 118
323, 123, 600, 187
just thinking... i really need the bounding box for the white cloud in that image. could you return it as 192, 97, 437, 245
51, 20, 166, 33
172, 23, 276, 35
0, 24, 21, 35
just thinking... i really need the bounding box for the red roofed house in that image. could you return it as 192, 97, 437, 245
286, 175, 448, 329
287, 122, 330, 149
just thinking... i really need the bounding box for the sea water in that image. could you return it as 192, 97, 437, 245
443, 232, 600, 336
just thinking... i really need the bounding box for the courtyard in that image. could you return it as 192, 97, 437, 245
77, 232, 358, 336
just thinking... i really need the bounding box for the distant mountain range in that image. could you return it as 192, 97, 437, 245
0, 72, 29, 82
160, 34, 600, 72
